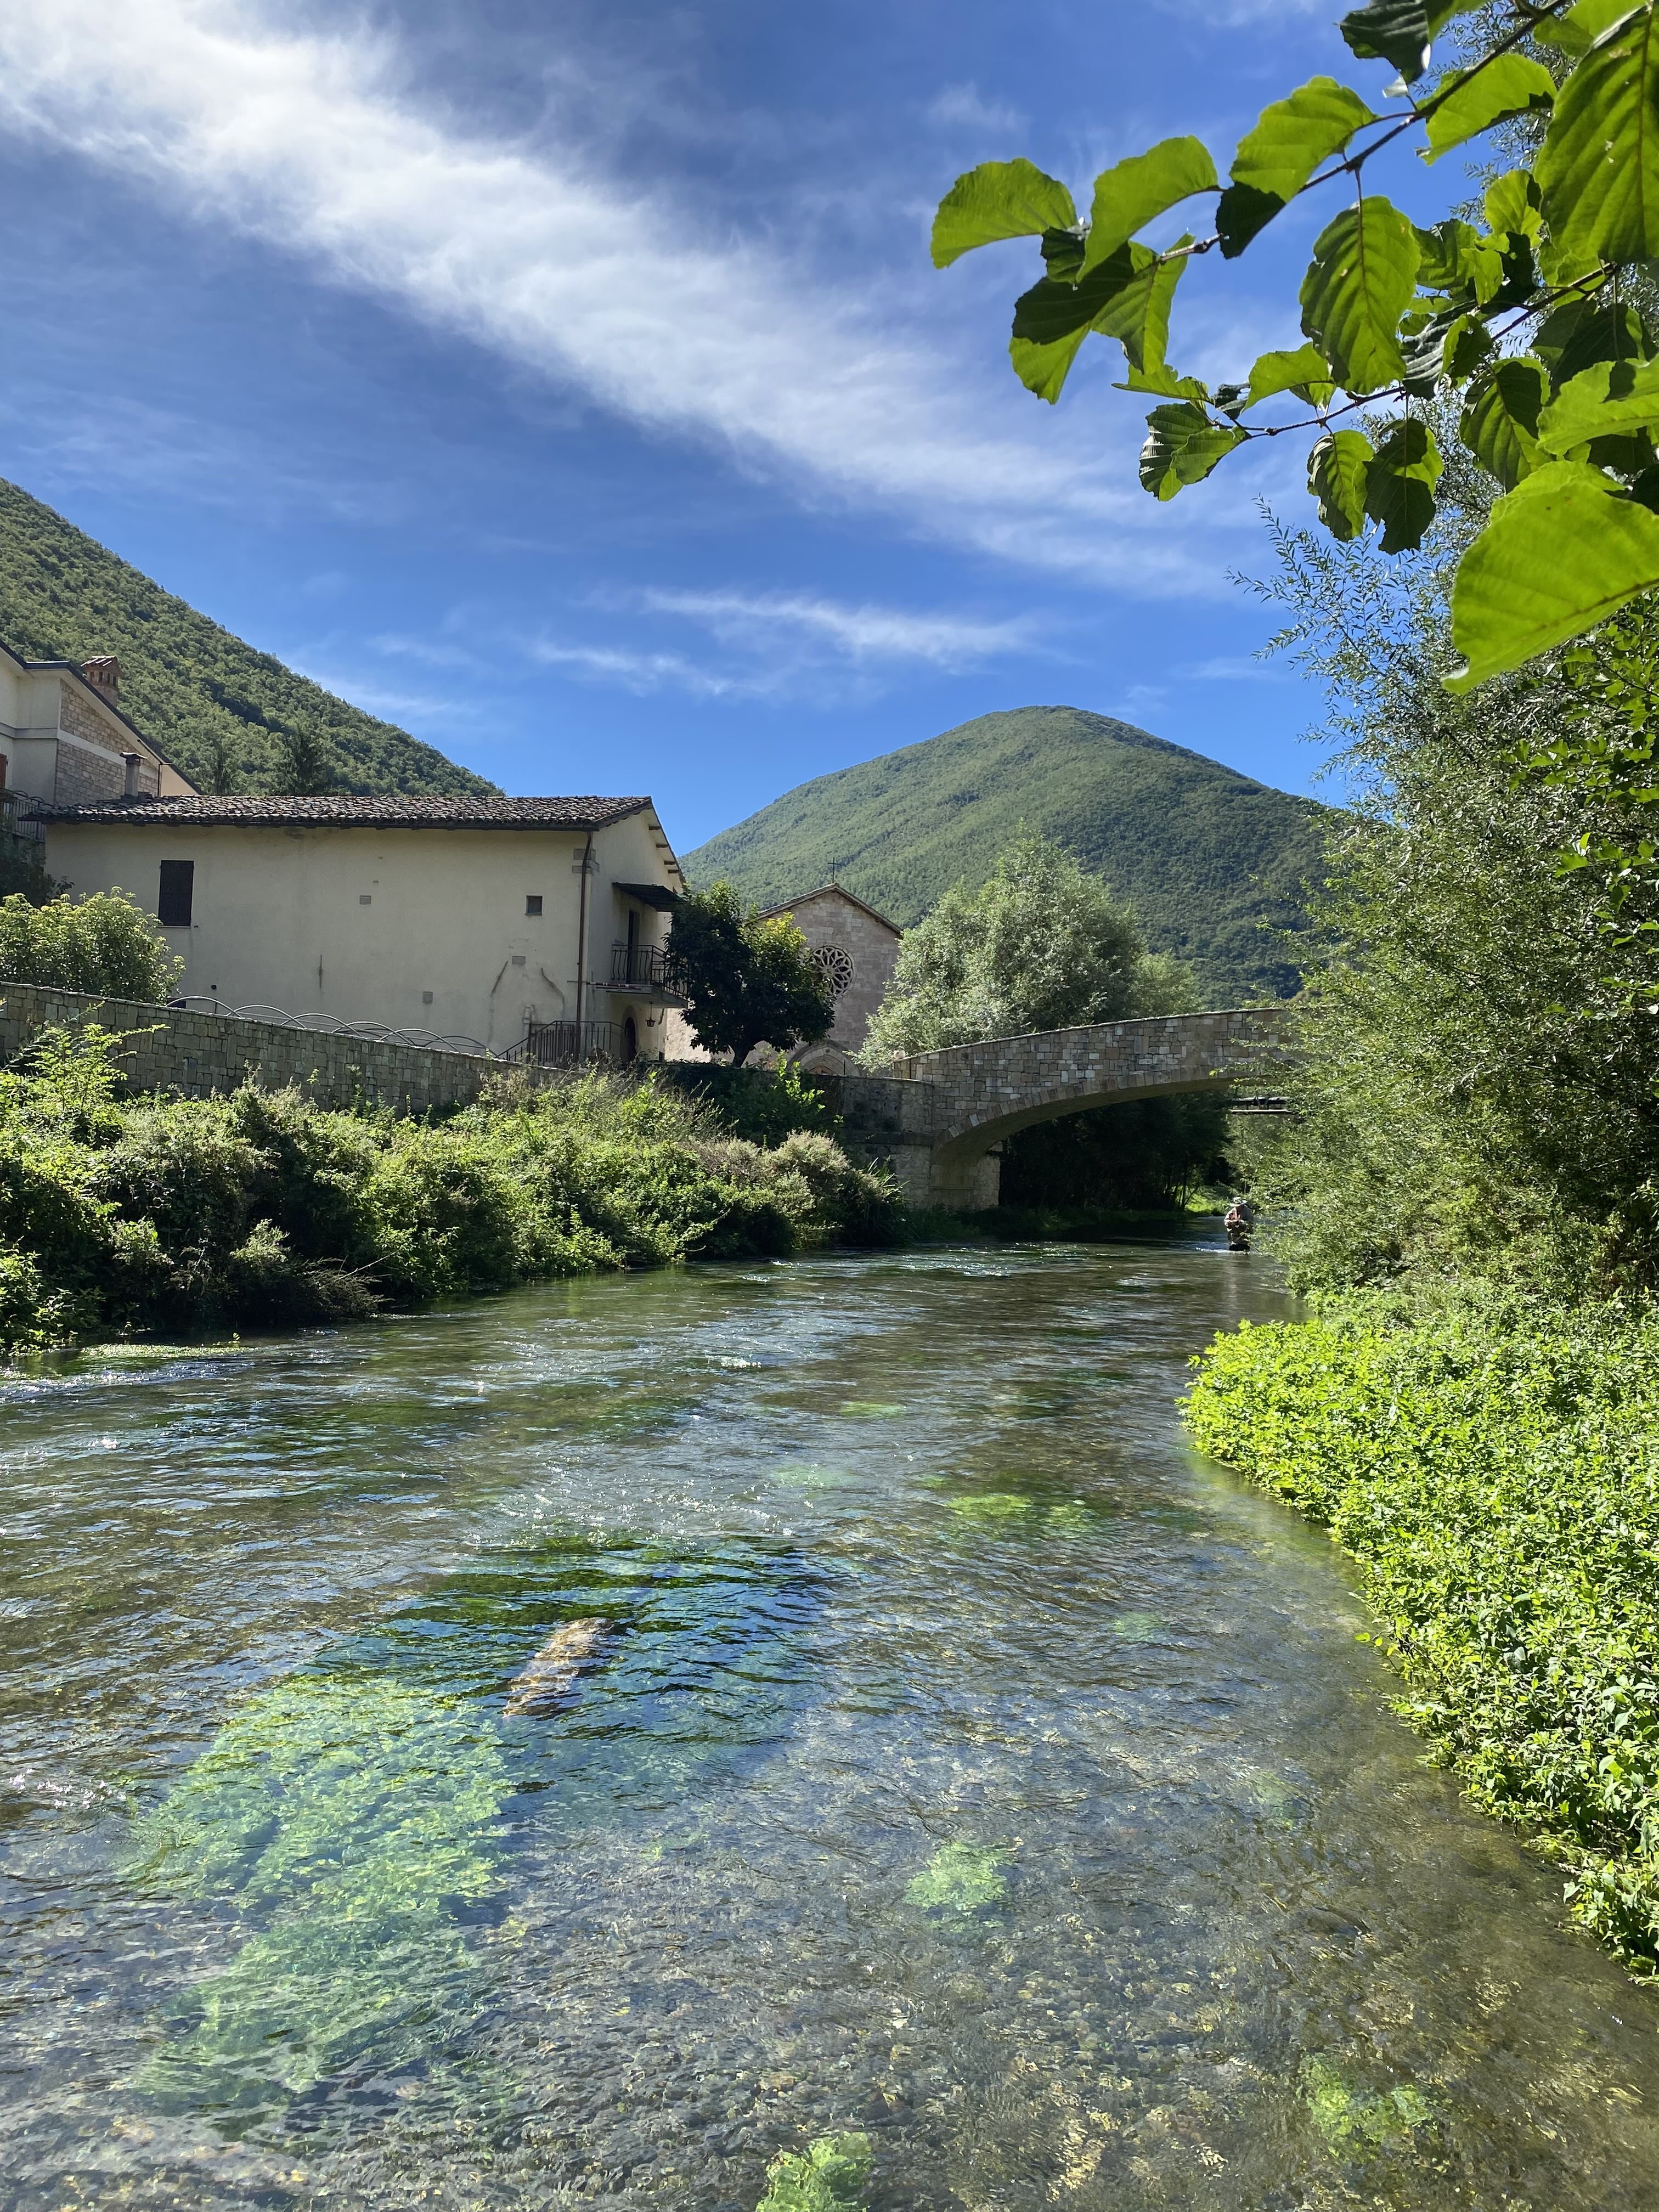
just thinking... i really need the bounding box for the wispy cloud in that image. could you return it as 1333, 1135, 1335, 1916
1184, 652, 1282, 680
637, 588, 1042, 669
0, 0, 1243, 594
523, 640, 744, 699
926, 84, 1026, 136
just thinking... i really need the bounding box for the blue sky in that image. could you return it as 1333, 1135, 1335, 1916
0, 0, 1435, 847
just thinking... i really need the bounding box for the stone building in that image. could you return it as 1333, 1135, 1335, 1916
0, 644, 194, 811
759, 883, 902, 1061
41, 793, 686, 1062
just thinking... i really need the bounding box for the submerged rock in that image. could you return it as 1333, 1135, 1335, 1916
503, 1616, 616, 1717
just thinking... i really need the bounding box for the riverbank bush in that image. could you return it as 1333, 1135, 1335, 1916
1186, 1291, 1659, 1977
0, 888, 183, 1001
0, 1027, 901, 1347
656, 1059, 837, 1147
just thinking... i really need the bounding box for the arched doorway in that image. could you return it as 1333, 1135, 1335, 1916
621, 1014, 638, 1065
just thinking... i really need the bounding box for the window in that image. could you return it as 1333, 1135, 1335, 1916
157, 859, 194, 928
359, 894, 372, 906
526, 894, 543, 916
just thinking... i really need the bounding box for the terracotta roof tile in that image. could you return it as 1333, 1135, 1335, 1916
40, 794, 650, 830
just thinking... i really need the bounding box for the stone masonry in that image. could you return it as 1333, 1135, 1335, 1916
0, 982, 1285, 1210
760, 887, 902, 1057
860, 1008, 1290, 1207
0, 981, 560, 1116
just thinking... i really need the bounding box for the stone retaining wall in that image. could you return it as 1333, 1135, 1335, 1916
0, 980, 559, 1116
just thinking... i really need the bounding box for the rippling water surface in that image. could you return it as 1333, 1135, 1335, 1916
3, 1240, 1658, 2210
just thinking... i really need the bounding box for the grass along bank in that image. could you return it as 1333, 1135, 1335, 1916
1184, 1291, 1659, 1978
0, 1026, 901, 1348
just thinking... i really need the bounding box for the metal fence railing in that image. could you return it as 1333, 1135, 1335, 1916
165, 998, 502, 1058
609, 944, 684, 994
1, 792, 45, 847
516, 1019, 620, 1068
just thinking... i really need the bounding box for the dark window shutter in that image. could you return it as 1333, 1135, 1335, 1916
157, 859, 194, 928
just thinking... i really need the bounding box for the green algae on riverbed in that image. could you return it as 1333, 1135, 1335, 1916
757, 2130, 873, 2210
125, 1534, 818, 2124
905, 1842, 1010, 1914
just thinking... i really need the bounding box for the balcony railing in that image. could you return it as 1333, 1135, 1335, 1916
1, 791, 45, 846
517, 1019, 621, 1068
610, 943, 684, 995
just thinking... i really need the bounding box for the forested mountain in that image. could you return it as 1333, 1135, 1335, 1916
0, 479, 493, 797
686, 705, 1328, 1003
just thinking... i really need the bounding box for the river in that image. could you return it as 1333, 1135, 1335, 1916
2, 1239, 1657, 2210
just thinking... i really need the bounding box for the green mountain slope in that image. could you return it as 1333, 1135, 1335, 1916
686, 705, 1329, 1003
0, 478, 493, 797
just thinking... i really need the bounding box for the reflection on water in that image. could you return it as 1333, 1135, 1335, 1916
3, 1241, 1658, 2209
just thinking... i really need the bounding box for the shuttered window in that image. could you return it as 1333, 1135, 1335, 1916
157, 860, 194, 928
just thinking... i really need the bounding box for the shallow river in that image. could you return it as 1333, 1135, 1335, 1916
3, 1239, 1659, 2211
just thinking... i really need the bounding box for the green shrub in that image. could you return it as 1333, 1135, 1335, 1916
0, 1031, 904, 1348
1186, 1291, 1659, 1977
656, 1060, 837, 1147
0, 888, 182, 1001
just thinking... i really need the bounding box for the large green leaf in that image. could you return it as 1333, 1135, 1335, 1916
1080, 138, 1217, 275
1008, 242, 1163, 401
1308, 430, 1374, 540
1218, 80, 1376, 258
1422, 56, 1554, 162
1539, 356, 1659, 452
1448, 461, 1659, 689
1364, 416, 1442, 551
1245, 343, 1336, 408
1092, 245, 1187, 374
1138, 404, 1246, 500
1536, 2, 1659, 265
1534, 0, 1643, 61
1483, 169, 1543, 244
1459, 356, 1547, 489
1118, 364, 1211, 399
1339, 0, 1480, 84
1441, 311, 1494, 382
1299, 198, 1420, 393
1414, 217, 1506, 304
932, 160, 1080, 269
1534, 296, 1651, 386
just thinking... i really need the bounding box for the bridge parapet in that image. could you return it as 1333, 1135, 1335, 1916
832, 1007, 1290, 1209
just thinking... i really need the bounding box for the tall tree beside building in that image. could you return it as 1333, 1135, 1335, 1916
669, 883, 835, 1065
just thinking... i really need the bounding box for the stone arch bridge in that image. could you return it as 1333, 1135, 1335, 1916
828, 1008, 1289, 1209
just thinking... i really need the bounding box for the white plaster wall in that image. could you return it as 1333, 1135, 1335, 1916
44, 812, 676, 1054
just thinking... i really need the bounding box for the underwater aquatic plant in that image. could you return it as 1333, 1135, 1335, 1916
125, 1536, 821, 2126
128, 1672, 511, 2112
756, 2130, 873, 2211
905, 1840, 1010, 1913
1300, 2057, 1434, 2156
947, 1492, 1036, 1527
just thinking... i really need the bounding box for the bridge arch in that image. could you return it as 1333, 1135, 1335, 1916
883, 1009, 1285, 1208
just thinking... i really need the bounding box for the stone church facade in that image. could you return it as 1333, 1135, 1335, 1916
759, 884, 902, 1060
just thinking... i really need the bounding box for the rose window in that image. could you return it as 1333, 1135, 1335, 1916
812, 944, 855, 999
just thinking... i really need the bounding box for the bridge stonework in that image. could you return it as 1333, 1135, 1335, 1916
827, 1008, 1286, 1209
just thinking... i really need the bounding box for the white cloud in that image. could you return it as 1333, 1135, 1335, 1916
523, 640, 745, 699
637, 587, 1041, 668
926, 83, 1026, 136
0, 0, 1242, 595
1184, 652, 1280, 680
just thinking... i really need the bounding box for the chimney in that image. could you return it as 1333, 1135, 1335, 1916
81, 655, 121, 702
122, 752, 142, 798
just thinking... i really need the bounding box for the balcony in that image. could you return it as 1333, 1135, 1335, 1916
1, 791, 45, 847
609, 943, 685, 998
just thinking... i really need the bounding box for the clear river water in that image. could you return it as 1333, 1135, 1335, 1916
3, 1238, 1659, 2211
